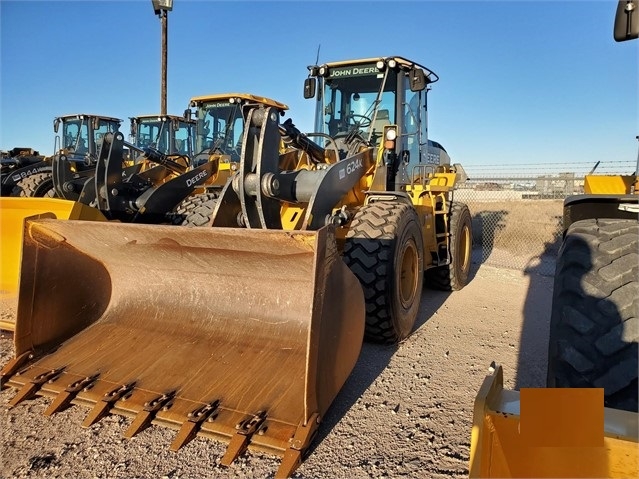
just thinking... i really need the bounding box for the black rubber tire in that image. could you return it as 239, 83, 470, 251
10, 172, 54, 197
169, 191, 219, 226
424, 201, 473, 291
547, 218, 638, 412
343, 201, 424, 344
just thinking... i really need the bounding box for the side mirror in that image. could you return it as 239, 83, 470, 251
53, 118, 60, 133
91, 117, 100, 130
614, 0, 639, 41
304, 77, 316, 99
130, 119, 136, 138
184, 108, 192, 121
409, 68, 427, 92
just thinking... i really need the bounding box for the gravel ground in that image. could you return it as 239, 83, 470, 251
0, 261, 554, 478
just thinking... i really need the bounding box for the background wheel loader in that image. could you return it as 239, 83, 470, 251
0, 147, 47, 196
1, 56, 471, 477
129, 113, 195, 157
0, 114, 122, 198
171, 93, 289, 225
469, 3, 638, 476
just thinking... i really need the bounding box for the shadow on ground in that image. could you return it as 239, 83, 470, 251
515, 235, 560, 389
308, 274, 456, 457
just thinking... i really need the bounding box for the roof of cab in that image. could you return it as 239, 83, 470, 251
56, 114, 122, 123
188, 93, 288, 111
319, 56, 439, 83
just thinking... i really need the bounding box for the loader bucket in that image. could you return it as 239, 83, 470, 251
1, 219, 365, 477
0, 198, 106, 331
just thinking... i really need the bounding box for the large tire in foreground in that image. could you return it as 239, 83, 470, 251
11, 172, 54, 197
343, 201, 424, 344
168, 191, 219, 226
547, 218, 638, 412
424, 201, 472, 291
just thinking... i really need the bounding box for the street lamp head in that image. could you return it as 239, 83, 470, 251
152, 0, 173, 15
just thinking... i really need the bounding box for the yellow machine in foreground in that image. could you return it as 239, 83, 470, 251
1, 57, 471, 477
470, 364, 638, 478
0, 198, 106, 331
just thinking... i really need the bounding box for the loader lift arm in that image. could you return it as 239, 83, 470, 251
78, 132, 218, 223
211, 105, 374, 230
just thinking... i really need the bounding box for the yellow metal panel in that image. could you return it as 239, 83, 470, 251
584, 175, 636, 195
520, 388, 604, 447
470, 365, 639, 478
0, 198, 106, 331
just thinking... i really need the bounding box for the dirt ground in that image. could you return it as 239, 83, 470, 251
0, 260, 554, 479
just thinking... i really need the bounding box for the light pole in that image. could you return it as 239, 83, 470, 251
152, 0, 173, 115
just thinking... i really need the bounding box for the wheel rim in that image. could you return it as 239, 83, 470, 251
459, 224, 471, 272
399, 239, 419, 308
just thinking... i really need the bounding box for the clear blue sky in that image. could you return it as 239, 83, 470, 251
1, 0, 637, 169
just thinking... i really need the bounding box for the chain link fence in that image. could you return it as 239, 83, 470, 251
452, 160, 636, 276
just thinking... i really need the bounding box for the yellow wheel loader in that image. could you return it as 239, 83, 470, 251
470, 3, 638, 476
170, 93, 289, 225
51, 114, 124, 200
1, 57, 471, 477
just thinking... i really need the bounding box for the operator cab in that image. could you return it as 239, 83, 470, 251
130, 115, 195, 158
304, 56, 451, 171
187, 93, 289, 167
54, 114, 122, 168
191, 97, 245, 162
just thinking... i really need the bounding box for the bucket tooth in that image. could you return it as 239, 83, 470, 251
0, 351, 33, 388
276, 412, 320, 478
8, 367, 65, 408
170, 400, 220, 451
278, 449, 303, 479
124, 390, 176, 438
220, 410, 268, 467
82, 382, 136, 428
44, 374, 100, 416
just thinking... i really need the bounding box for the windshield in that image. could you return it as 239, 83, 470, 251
195, 101, 244, 159
316, 64, 397, 147
136, 119, 168, 153
93, 119, 120, 150
62, 119, 89, 153
174, 120, 194, 156
136, 118, 193, 156
62, 118, 120, 154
